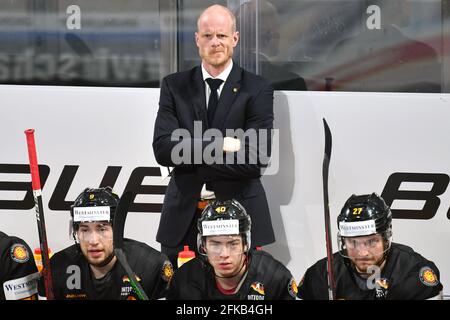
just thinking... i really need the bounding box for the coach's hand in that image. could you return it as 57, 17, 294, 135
223, 137, 241, 153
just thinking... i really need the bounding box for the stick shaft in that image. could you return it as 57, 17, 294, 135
113, 191, 149, 300
115, 250, 149, 300
322, 119, 336, 300
24, 129, 54, 300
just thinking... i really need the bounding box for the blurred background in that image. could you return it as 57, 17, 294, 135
0, 0, 448, 92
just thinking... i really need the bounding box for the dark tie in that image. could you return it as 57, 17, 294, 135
205, 78, 224, 125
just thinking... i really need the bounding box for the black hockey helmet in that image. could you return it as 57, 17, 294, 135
197, 199, 252, 254
337, 193, 392, 236
337, 193, 393, 256
70, 187, 119, 231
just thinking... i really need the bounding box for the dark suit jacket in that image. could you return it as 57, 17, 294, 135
153, 62, 275, 247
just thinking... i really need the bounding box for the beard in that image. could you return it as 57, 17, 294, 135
200, 48, 233, 68
353, 255, 385, 274
82, 247, 115, 268
89, 251, 115, 268
354, 259, 375, 273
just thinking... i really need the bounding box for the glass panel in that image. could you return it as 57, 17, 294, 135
443, 0, 450, 92
1, 0, 448, 92
315, 0, 443, 93
232, 0, 309, 90
179, 0, 446, 92
0, 0, 177, 87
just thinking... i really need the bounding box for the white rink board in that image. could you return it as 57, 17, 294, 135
0, 85, 449, 296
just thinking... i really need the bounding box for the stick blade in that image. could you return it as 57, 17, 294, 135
323, 118, 332, 161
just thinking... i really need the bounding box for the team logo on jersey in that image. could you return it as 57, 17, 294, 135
419, 267, 439, 287
10, 243, 29, 263
122, 274, 141, 283
248, 282, 265, 300
375, 278, 390, 300
161, 261, 174, 282
376, 278, 390, 290
288, 278, 298, 298
121, 275, 142, 299
250, 282, 265, 295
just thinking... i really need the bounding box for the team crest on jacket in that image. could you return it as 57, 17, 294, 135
419, 267, 439, 286
288, 278, 298, 298
162, 261, 174, 282
10, 243, 29, 263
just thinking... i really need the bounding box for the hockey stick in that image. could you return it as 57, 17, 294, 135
24, 129, 54, 300
322, 119, 336, 300
113, 191, 149, 300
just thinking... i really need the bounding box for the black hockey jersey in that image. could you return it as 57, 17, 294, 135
38, 239, 173, 299
168, 250, 297, 300
0, 231, 39, 300
297, 243, 442, 300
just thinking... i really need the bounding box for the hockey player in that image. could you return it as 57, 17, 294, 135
167, 199, 298, 300
297, 193, 443, 300
1, 231, 39, 300
38, 187, 173, 299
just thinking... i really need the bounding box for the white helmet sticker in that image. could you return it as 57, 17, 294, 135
339, 220, 377, 237
73, 206, 111, 222
202, 219, 239, 236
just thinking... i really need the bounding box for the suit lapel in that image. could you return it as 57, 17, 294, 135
188, 66, 208, 128
211, 63, 242, 129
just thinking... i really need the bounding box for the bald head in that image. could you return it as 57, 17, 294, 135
195, 4, 239, 76
197, 4, 237, 33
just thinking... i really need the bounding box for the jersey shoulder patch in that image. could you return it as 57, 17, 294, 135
10, 243, 30, 263
161, 260, 174, 283
419, 266, 439, 287
288, 277, 298, 298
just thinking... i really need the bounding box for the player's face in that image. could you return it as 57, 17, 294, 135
76, 222, 114, 267
195, 7, 239, 72
345, 234, 386, 272
205, 235, 246, 277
